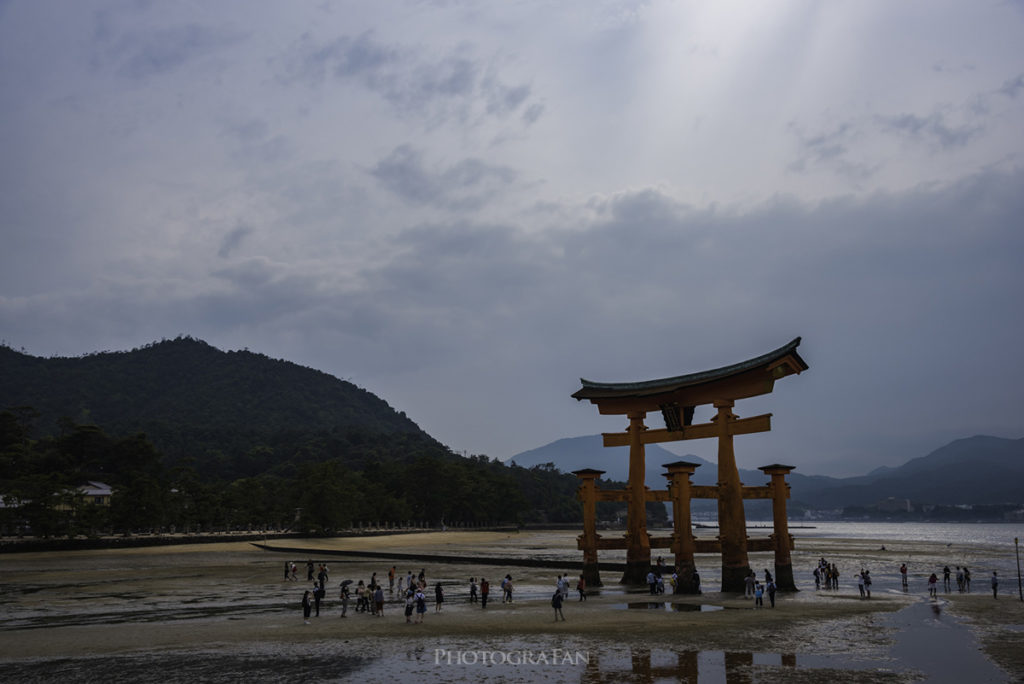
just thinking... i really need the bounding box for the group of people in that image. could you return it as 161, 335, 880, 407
644, 558, 699, 595
296, 561, 331, 623
899, 563, 976, 596
295, 565, 535, 624
744, 569, 777, 608
855, 569, 872, 598
813, 560, 1000, 600
921, 565, 999, 599
812, 558, 840, 590
297, 563, 609, 625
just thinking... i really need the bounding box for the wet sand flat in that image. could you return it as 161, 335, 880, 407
1, 530, 1021, 682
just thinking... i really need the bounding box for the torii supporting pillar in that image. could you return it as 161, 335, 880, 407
623, 411, 652, 584
760, 464, 797, 591
573, 468, 605, 588
715, 399, 752, 593
664, 461, 701, 593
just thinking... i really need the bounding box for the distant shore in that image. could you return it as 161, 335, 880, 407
0, 525, 523, 554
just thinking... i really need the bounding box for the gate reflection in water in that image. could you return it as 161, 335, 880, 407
614, 602, 725, 612
582, 647, 797, 684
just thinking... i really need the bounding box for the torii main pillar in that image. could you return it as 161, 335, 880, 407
572, 337, 809, 592
713, 399, 753, 592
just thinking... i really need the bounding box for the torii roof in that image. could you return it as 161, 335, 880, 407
572, 337, 808, 415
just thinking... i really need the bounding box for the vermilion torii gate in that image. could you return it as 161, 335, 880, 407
571, 338, 808, 592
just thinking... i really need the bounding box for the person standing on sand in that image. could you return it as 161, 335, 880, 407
340, 583, 350, 617
943, 565, 951, 592
318, 566, 328, 594
551, 587, 565, 621
863, 570, 872, 598
435, 582, 444, 612
313, 581, 323, 617
928, 573, 938, 598
900, 563, 908, 589
307, 560, 314, 582
404, 589, 415, 623
414, 587, 427, 623
856, 573, 865, 598
504, 576, 514, 603
964, 567, 971, 592
577, 574, 587, 601
991, 571, 998, 599
469, 578, 478, 603
480, 577, 489, 609
301, 590, 312, 624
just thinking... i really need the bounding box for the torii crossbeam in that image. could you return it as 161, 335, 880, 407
572, 337, 808, 592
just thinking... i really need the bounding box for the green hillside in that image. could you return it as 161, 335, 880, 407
0, 337, 424, 476
0, 338, 596, 537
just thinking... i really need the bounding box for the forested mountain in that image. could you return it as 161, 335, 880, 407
0, 337, 424, 476
0, 338, 606, 537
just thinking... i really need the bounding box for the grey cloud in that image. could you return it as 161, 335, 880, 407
211, 257, 279, 288
217, 225, 254, 259
284, 31, 399, 87
221, 119, 294, 166
92, 14, 245, 80
483, 77, 531, 117
787, 120, 876, 179
877, 111, 980, 149
997, 73, 1024, 98
522, 102, 544, 125
369, 144, 516, 209
281, 32, 535, 124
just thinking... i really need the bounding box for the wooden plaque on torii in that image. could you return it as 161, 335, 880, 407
571, 337, 808, 592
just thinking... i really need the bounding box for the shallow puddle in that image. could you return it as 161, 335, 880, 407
611, 601, 726, 612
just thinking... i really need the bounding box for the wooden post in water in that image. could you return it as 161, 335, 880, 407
760, 464, 797, 591
573, 468, 605, 588
664, 461, 701, 593
622, 412, 652, 584
713, 400, 752, 593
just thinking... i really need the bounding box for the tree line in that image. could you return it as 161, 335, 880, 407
0, 408, 662, 538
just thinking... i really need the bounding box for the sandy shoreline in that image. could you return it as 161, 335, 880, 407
1, 531, 1021, 682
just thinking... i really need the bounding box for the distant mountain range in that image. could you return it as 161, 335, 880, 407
511, 434, 1024, 510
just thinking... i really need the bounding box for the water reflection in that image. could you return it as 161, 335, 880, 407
582, 646, 797, 683
614, 602, 725, 612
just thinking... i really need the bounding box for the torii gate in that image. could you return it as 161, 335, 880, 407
571, 338, 808, 592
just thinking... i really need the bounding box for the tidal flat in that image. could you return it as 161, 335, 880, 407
1, 527, 1021, 683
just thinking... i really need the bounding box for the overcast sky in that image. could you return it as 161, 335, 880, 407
2, 1, 1023, 477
